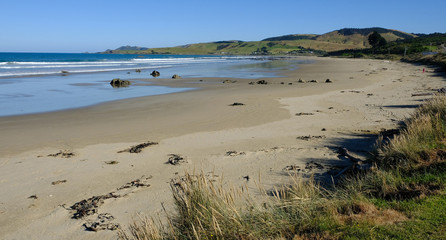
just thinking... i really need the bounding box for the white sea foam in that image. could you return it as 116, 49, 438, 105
0, 55, 255, 78
0, 65, 171, 77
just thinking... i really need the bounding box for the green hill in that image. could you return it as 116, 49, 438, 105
262, 34, 318, 41
316, 27, 417, 47
102, 27, 418, 55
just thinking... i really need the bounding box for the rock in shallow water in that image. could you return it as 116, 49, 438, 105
110, 78, 131, 88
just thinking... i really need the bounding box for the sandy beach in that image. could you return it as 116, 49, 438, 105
0, 57, 443, 239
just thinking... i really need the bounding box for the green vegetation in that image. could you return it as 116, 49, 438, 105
102, 27, 417, 56
118, 95, 446, 239
329, 33, 446, 58
368, 31, 388, 49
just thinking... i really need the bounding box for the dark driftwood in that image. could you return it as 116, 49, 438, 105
334, 148, 372, 178
411, 93, 433, 97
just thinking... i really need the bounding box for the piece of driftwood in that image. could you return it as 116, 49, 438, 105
333, 147, 373, 178
411, 93, 433, 97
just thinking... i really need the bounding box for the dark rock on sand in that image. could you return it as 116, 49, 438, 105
223, 80, 237, 84
309, 79, 318, 83
229, 102, 245, 106
110, 78, 131, 88
151, 70, 160, 77
325, 79, 333, 83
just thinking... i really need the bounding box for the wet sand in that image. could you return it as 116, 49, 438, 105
0, 57, 443, 239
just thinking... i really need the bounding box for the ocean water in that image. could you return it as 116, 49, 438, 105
0, 53, 293, 116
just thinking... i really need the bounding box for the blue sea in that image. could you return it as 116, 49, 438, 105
0, 53, 294, 116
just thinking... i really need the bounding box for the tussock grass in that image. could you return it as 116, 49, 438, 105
119, 95, 446, 239
378, 95, 446, 169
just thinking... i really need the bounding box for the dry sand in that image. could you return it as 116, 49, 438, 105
0, 57, 443, 239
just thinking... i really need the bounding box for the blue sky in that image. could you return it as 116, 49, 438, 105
1, 0, 445, 53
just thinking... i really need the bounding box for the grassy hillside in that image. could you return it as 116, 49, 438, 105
102, 27, 417, 56
316, 27, 417, 47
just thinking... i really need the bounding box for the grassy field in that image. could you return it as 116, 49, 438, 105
118, 96, 446, 239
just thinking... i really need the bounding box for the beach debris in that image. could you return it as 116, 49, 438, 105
150, 70, 160, 77
438, 87, 446, 93
380, 128, 400, 139
305, 161, 324, 171
135, 69, 141, 73
295, 112, 314, 116
225, 151, 246, 156
250, 80, 268, 85
167, 154, 186, 165
84, 213, 120, 232
52, 180, 67, 185
117, 176, 152, 191
110, 78, 131, 88
28, 195, 38, 199
412, 87, 446, 97
309, 79, 318, 83
229, 102, 245, 106
283, 165, 301, 172
222, 79, 237, 83
71, 193, 119, 219
104, 160, 119, 165
48, 150, 75, 158
411, 92, 433, 97
296, 135, 326, 141
336, 147, 364, 163
243, 175, 250, 181
118, 141, 158, 153
325, 78, 333, 83
331, 147, 374, 178
298, 78, 305, 83
172, 74, 181, 79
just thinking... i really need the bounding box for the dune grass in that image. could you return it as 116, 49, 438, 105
119, 95, 446, 240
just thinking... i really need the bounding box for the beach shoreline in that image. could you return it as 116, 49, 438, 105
0, 57, 443, 239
